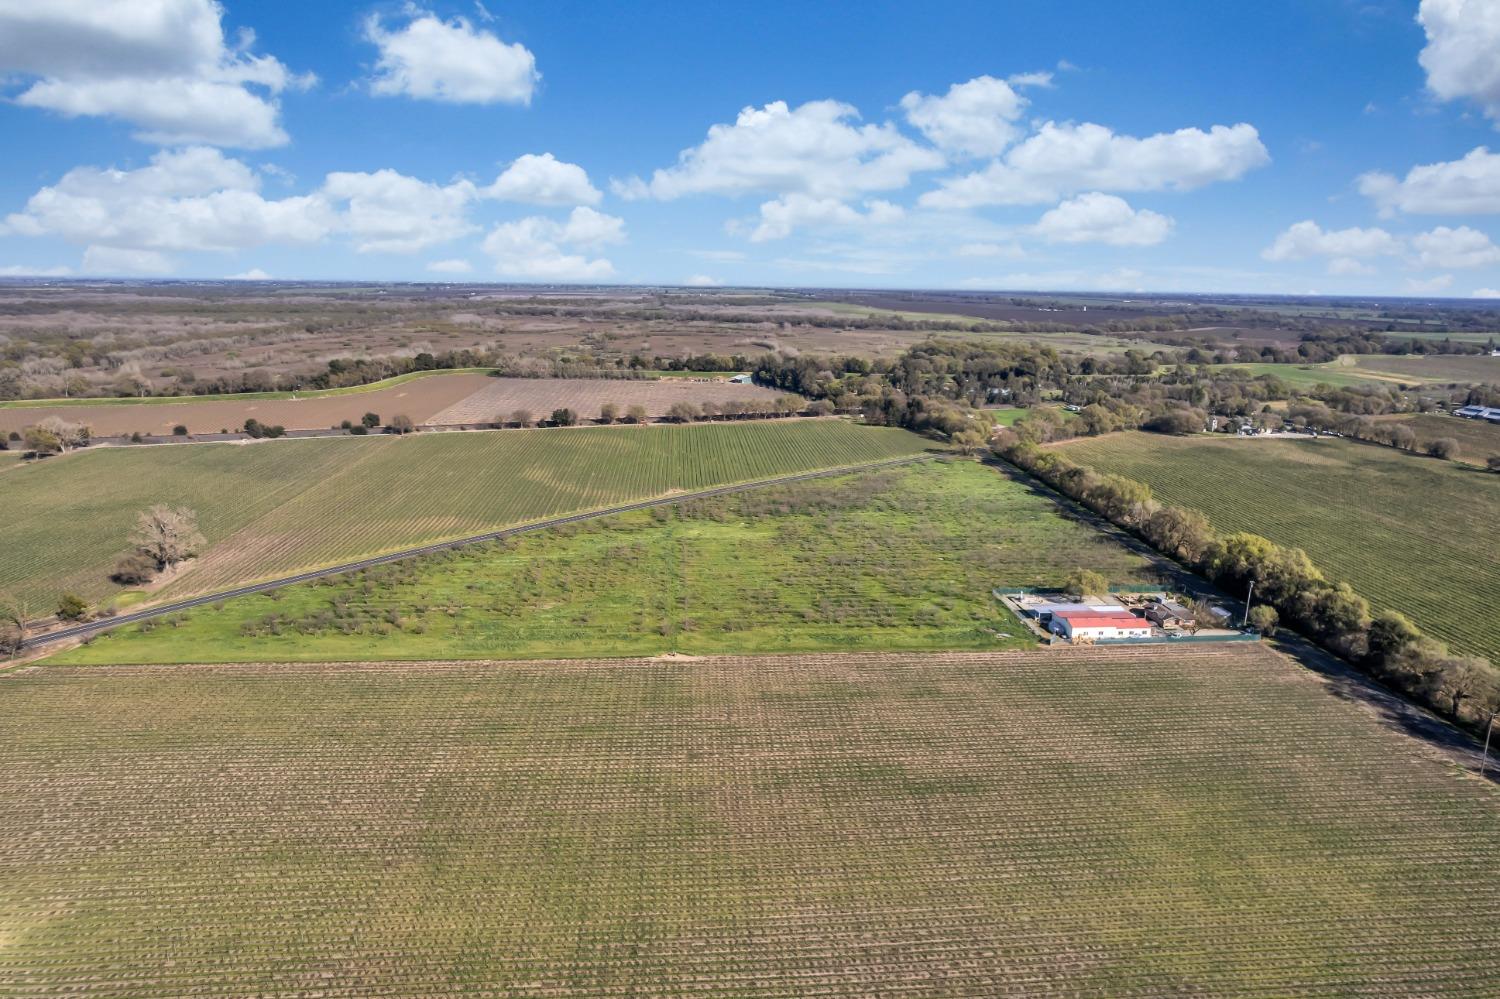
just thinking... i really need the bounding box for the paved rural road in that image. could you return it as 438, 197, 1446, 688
20, 454, 936, 651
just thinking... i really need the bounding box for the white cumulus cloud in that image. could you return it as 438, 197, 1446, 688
4, 147, 335, 253
899, 75, 1030, 159
484, 153, 600, 205
1472, 287, 1500, 297
426, 258, 474, 274
0, 0, 308, 147
364, 10, 538, 105
617, 99, 945, 201
1262, 221, 1402, 262
747, 195, 903, 242
1327, 257, 1376, 276
683, 274, 722, 286
1407, 273, 1455, 292
1418, 0, 1500, 123
320, 170, 479, 253
1359, 147, 1500, 215
921, 121, 1269, 208
1033, 192, 1173, 246
226, 268, 271, 280
82, 245, 174, 275
481, 206, 624, 280
1411, 225, 1500, 267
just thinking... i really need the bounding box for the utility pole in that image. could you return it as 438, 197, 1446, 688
1241, 579, 1256, 629
1481, 710, 1498, 780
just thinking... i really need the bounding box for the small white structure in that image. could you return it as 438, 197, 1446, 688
1029, 601, 1124, 618
1051, 612, 1154, 642
729, 373, 754, 384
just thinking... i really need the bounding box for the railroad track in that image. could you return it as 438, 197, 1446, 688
19, 453, 936, 651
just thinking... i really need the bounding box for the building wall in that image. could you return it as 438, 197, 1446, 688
1059, 621, 1153, 641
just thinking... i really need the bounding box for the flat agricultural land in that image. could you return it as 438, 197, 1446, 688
1, 421, 927, 615
1208, 361, 1391, 389
427, 376, 784, 424
1375, 412, 1500, 465
4, 645, 1499, 996
1060, 433, 1500, 662
1350, 353, 1500, 384
54, 459, 1155, 664
0, 370, 492, 436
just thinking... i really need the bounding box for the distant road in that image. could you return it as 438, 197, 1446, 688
19, 454, 936, 652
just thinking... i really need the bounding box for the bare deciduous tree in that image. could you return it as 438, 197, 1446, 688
665, 401, 700, 423
0, 593, 29, 657
130, 505, 205, 570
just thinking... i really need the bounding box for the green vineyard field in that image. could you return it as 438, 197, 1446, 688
1, 421, 928, 614
1375, 412, 1500, 466
1351, 353, 1500, 384
53, 460, 1156, 664
3, 646, 1497, 995
1060, 433, 1500, 662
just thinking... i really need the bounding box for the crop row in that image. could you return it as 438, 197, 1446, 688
1061, 435, 1500, 662
3, 645, 1498, 996
0, 421, 926, 612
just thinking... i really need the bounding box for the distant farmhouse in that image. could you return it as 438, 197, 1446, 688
1001, 590, 1253, 645
1454, 405, 1500, 424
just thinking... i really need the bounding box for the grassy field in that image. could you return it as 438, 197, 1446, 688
1060, 433, 1500, 662
52, 460, 1155, 663
4, 646, 1498, 996
1208, 361, 1391, 389
1376, 412, 1500, 465
1351, 353, 1500, 383
984, 405, 1029, 425
1, 421, 929, 615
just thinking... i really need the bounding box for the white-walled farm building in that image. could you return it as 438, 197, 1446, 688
1050, 611, 1154, 642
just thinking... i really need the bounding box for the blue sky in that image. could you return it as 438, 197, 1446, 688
3, 0, 1500, 295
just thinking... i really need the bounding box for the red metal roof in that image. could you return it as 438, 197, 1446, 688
1057, 613, 1147, 629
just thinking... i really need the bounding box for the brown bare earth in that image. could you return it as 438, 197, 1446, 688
428, 376, 786, 424
0, 372, 490, 436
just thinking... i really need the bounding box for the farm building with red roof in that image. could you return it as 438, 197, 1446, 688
1050, 610, 1154, 642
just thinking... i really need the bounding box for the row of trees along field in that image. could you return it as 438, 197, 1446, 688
994, 432, 1499, 734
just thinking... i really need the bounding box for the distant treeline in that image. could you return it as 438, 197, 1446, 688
1234, 330, 1494, 363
